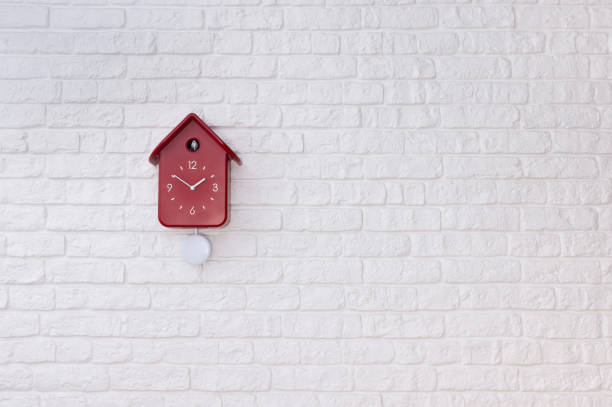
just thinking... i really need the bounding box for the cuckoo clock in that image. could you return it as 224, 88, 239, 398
149, 113, 242, 263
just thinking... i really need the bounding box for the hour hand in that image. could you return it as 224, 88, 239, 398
191, 177, 206, 190
171, 174, 193, 189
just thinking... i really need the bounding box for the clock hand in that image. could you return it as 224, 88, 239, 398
191, 177, 207, 190
170, 174, 193, 189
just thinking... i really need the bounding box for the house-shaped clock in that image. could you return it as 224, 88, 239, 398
149, 113, 242, 228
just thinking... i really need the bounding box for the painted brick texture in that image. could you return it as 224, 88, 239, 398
0, 1, 611, 406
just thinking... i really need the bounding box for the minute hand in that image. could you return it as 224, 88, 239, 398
191, 177, 207, 190
171, 174, 193, 189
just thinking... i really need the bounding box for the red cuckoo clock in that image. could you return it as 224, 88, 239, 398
149, 113, 242, 264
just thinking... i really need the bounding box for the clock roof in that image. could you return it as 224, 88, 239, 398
149, 113, 242, 166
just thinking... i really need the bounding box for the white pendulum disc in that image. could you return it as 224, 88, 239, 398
182, 232, 211, 265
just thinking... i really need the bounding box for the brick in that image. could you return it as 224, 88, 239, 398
0, 80, 60, 103
358, 57, 392, 79
481, 131, 550, 153
442, 7, 514, 28
280, 56, 356, 79
56, 287, 149, 310
284, 259, 362, 284
42, 314, 121, 337
355, 367, 435, 391
207, 8, 282, 30
364, 156, 441, 178
0, 366, 31, 390
300, 286, 344, 310
446, 312, 522, 337
272, 367, 352, 391
201, 313, 281, 338
157, 31, 213, 54
46, 259, 123, 284
444, 157, 521, 179
10, 286, 53, 310
516, 7, 589, 28
346, 286, 417, 311
247, 287, 300, 310
0, 105, 45, 128
344, 131, 405, 154
284, 208, 362, 231
55, 339, 91, 363
201, 56, 276, 78
524, 313, 600, 338
126, 8, 203, 29
592, 8, 612, 27
439, 367, 518, 391
128, 56, 200, 78
437, 57, 510, 79
418, 32, 457, 54
51, 56, 125, 79
341, 32, 382, 55
443, 207, 519, 231
0, 259, 43, 284
522, 207, 597, 231
0, 313, 38, 337
0, 206, 45, 231
0, 57, 48, 79
301, 341, 342, 364
364, 7, 437, 29
283, 314, 361, 338
523, 157, 598, 178
0, 6, 47, 28
259, 233, 342, 257
343, 232, 410, 257
513, 56, 589, 79
122, 314, 199, 337
109, 366, 189, 390
364, 260, 440, 283
363, 106, 439, 128
521, 367, 600, 391
48, 105, 123, 128
441, 106, 519, 128
363, 208, 440, 231
192, 367, 270, 391
253, 32, 310, 54
74, 32, 155, 55
564, 232, 612, 257
418, 286, 460, 310
47, 207, 124, 231
50, 8, 124, 29
215, 31, 252, 54
33, 366, 108, 391
7, 233, 64, 257
201, 260, 282, 284
362, 314, 443, 338
92, 341, 130, 363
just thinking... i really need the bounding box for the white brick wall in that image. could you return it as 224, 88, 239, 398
0, 1, 611, 405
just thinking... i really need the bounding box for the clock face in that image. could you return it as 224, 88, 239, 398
158, 133, 228, 227
166, 159, 220, 214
